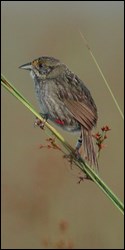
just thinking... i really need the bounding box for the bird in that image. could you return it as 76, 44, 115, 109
19, 56, 98, 169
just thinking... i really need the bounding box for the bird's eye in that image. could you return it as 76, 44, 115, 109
39, 62, 43, 68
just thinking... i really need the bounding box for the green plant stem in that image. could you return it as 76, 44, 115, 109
1, 74, 124, 215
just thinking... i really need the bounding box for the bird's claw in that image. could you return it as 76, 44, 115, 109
34, 113, 49, 129
34, 117, 45, 129
63, 149, 81, 168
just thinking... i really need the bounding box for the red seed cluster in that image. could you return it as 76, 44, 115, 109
93, 125, 111, 153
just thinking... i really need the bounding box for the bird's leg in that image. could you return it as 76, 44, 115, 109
34, 113, 49, 129
63, 133, 83, 168
71, 132, 83, 160
75, 133, 92, 180
75, 132, 83, 154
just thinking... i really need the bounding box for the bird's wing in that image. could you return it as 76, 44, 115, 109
64, 99, 97, 131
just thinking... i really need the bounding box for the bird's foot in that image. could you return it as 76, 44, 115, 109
34, 117, 46, 129
63, 148, 81, 168
34, 113, 48, 130
77, 174, 93, 183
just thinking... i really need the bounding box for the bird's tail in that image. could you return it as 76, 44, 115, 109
82, 128, 98, 170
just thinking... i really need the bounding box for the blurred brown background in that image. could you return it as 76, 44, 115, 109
1, 1, 124, 249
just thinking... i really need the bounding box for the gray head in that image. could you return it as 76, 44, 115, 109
19, 56, 66, 79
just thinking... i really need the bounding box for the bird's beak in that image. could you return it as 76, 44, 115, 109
19, 63, 32, 70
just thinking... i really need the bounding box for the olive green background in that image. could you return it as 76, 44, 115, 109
1, 1, 124, 249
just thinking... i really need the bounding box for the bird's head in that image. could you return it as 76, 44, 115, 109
19, 56, 66, 79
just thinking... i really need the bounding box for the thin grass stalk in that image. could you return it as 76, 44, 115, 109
78, 30, 124, 120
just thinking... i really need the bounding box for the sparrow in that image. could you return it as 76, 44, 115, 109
19, 56, 98, 168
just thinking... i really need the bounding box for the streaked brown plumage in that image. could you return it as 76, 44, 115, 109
19, 56, 98, 168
